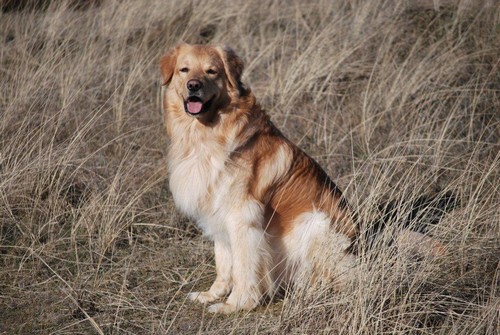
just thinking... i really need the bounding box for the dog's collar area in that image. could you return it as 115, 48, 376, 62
184, 96, 214, 116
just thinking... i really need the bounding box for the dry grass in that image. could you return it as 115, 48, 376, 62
0, 0, 499, 334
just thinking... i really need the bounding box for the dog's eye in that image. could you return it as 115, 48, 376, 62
206, 69, 217, 75
179, 67, 189, 73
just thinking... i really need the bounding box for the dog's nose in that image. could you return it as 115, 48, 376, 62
187, 79, 203, 92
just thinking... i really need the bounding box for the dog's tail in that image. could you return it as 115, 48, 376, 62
354, 191, 459, 256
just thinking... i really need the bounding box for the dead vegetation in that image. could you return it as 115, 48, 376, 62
0, 0, 499, 334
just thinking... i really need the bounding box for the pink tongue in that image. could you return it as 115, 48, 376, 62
187, 101, 203, 114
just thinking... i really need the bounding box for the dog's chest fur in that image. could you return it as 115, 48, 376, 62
167, 119, 240, 238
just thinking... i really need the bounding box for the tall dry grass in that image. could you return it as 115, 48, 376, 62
0, 0, 498, 334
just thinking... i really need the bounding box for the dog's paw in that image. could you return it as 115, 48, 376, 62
207, 302, 238, 314
188, 291, 217, 304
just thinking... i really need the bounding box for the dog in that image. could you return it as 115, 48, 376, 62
160, 43, 450, 314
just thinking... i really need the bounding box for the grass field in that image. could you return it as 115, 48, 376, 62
0, 0, 499, 334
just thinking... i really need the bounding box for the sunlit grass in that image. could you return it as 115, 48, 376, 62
0, 1, 498, 334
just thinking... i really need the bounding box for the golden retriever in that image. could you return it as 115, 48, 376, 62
160, 43, 357, 313
159, 43, 444, 313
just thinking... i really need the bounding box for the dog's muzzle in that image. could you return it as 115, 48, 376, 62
184, 95, 214, 116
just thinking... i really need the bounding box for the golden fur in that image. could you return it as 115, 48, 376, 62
160, 43, 447, 313
161, 43, 359, 313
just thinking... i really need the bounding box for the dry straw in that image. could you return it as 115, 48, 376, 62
0, 0, 498, 334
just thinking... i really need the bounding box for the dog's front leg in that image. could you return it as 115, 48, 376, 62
188, 240, 232, 304
208, 201, 272, 314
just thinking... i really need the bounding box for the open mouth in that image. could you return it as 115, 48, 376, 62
184, 96, 213, 116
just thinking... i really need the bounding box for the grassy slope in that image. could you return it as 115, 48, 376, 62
0, 1, 499, 334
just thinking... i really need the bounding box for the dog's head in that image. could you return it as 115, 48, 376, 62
160, 43, 245, 123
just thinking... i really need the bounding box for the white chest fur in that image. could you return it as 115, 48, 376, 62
168, 143, 224, 214
167, 126, 235, 238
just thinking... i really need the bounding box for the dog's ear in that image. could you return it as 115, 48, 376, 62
160, 45, 181, 86
216, 45, 245, 95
